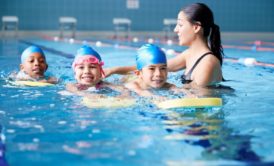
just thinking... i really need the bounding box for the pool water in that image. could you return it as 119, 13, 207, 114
0, 37, 274, 165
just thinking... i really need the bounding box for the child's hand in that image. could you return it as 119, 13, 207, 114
151, 95, 167, 105
38, 77, 58, 84
47, 77, 58, 84
179, 88, 197, 98
85, 93, 105, 99
38, 79, 48, 83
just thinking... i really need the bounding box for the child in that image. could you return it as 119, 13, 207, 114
66, 45, 129, 98
14, 45, 57, 84
124, 44, 179, 98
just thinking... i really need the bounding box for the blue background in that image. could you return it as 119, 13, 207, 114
0, 0, 273, 32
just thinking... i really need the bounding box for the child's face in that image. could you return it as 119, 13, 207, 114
74, 62, 102, 86
139, 64, 168, 89
20, 52, 48, 78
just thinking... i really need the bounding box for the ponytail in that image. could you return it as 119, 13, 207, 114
209, 24, 223, 65
182, 3, 224, 65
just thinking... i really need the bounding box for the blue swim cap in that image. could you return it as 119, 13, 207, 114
76, 45, 102, 62
21, 46, 45, 63
136, 44, 167, 70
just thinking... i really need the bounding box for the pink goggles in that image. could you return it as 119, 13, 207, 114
72, 55, 105, 77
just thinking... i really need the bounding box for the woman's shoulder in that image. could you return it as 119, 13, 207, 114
200, 53, 221, 67
193, 53, 223, 85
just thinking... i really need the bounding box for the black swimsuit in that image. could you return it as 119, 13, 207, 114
181, 52, 213, 84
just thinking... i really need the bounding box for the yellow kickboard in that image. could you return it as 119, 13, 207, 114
82, 97, 136, 108
156, 98, 222, 109
14, 81, 54, 87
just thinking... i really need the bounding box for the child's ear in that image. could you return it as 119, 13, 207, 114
135, 70, 144, 79
134, 70, 140, 76
20, 64, 24, 71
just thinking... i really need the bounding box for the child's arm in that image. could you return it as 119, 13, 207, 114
8, 72, 17, 80
182, 83, 214, 97
125, 81, 154, 97
39, 77, 58, 84
104, 66, 136, 78
66, 83, 104, 98
168, 83, 197, 98
102, 82, 131, 98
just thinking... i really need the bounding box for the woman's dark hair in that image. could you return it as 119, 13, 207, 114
182, 3, 224, 65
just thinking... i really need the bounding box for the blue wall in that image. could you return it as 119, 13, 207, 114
0, 0, 273, 32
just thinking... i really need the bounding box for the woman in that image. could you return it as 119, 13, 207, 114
169, 3, 223, 88
104, 3, 223, 89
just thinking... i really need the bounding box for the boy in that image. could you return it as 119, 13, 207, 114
15, 45, 57, 84
125, 44, 178, 97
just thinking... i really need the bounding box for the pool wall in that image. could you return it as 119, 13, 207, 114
0, 0, 274, 32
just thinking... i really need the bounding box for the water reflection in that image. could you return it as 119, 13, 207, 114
162, 107, 261, 162
0, 126, 8, 166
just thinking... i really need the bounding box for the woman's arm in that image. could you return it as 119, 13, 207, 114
167, 52, 187, 72
103, 66, 136, 78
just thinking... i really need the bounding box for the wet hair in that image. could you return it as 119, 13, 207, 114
182, 3, 224, 65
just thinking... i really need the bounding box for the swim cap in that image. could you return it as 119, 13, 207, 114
76, 45, 102, 62
136, 44, 167, 70
21, 46, 45, 63
72, 45, 105, 76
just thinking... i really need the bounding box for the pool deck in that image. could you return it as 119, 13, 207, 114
1, 31, 274, 42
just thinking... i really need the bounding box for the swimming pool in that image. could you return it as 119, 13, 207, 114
1, 37, 274, 165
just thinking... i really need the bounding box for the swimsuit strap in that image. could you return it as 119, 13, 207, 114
95, 81, 103, 89
184, 52, 213, 79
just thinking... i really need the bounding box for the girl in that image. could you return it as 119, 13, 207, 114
66, 45, 129, 98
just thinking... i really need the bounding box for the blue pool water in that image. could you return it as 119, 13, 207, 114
0, 37, 274, 165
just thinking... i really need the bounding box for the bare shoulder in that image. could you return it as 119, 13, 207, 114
125, 80, 139, 89
197, 54, 221, 71
66, 83, 78, 92
66, 83, 76, 88
193, 54, 222, 86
